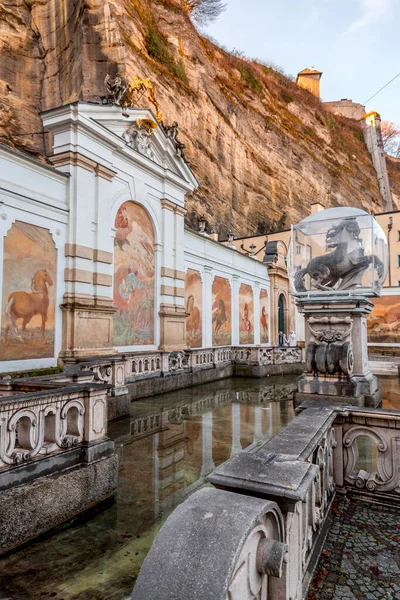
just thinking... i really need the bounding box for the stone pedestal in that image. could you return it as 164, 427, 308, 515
159, 304, 188, 352
295, 295, 381, 407
60, 294, 118, 359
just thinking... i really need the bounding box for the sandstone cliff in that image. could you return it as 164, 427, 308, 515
0, 0, 396, 235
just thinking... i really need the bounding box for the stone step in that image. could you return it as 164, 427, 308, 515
369, 360, 399, 376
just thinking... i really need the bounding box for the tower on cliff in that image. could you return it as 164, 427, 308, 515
296, 67, 322, 98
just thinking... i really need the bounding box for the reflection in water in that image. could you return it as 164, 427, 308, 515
379, 376, 400, 410
0, 377, 296, 600
355, 435, 378, 474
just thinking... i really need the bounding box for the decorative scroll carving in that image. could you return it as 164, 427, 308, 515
343, 425, 400, 494
228, 518, 288, 600
306, 316, 354, 377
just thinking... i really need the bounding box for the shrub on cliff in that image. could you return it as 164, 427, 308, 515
181, 0, 226, 26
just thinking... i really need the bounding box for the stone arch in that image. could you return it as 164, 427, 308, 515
113, 201, 156, 347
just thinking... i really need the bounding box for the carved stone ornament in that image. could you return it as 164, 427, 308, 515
92, 365, 112, 384
343, 425, 400, 494
162, 120, 186, 160
123, 120, 159, 162
168, 351, 188, 372
104, 74, 163, 121
306, 316, 354, 376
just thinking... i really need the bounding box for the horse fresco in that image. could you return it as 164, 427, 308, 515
185, 270, 202, 348
212, 277, 231, 346
4, 270, 53, 343
0, 221, 56, 361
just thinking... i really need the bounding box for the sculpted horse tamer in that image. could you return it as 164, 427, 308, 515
4, 269, 54, 344
294, 218, 384, 293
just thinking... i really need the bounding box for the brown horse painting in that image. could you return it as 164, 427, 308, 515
4, 269, 54, 344
213, 299, 228, 334
186, 295, 201, 336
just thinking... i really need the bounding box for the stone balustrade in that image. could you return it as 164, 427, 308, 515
0, 346, 304, 422
0, 382, 117, 554
0, 385, 109, 471
131, 401, 400, 600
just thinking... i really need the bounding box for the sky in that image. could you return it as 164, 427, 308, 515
205, 0, 400, 123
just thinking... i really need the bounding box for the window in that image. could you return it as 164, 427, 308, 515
398, 255, 400, 268
296, 245, 301, 255
398, 231, 400, 241
398, 281, 400, 287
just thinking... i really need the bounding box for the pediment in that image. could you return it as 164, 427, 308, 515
91, 107, 197, 185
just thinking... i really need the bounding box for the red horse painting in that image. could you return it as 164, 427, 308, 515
4, 269, 54, 344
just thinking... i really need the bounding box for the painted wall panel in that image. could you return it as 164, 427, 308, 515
212, 277, 232, 346
260, 288, 269, 344
113, 201, 155, 346
0, 221, 57, 361
368, 295, 400, 343
185, 269, 202, 348
239, 284, 254, 345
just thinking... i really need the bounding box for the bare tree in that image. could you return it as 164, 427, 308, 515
381, 120, 400, 157
182, 0, 227, 26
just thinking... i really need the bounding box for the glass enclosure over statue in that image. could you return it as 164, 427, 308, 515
288, 207, 389, 297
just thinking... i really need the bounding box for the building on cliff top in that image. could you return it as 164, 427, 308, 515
296, 67, 323, 98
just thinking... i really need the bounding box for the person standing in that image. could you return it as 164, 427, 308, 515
276, 331, 288, 347
288, 330, 297, 347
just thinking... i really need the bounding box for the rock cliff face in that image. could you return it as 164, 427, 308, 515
0, 0, 396, 235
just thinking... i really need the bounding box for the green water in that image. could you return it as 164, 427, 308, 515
0, 376, 297, 600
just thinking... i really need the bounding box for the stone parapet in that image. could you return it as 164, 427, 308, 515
0, 382, 118, 554
132, 402, 400, 599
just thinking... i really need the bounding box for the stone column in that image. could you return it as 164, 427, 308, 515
159, 200, 187, 351
231, 275, 240, 346
204, 267, 213, 348
253, 282, 261, 345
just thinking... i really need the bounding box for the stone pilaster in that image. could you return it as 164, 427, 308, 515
159, 199, 187, 351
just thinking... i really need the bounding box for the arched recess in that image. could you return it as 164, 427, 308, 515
278, 293, 286, 336
113, 201, 156, 347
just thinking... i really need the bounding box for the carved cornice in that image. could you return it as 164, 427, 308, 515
49, 152, 116, 180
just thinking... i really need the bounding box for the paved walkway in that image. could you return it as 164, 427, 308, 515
308, 496, 400, 600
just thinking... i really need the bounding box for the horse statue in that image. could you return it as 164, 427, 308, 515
4, 269, 54, 344
186, 295, 200, 336
294, 218, 384, 293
